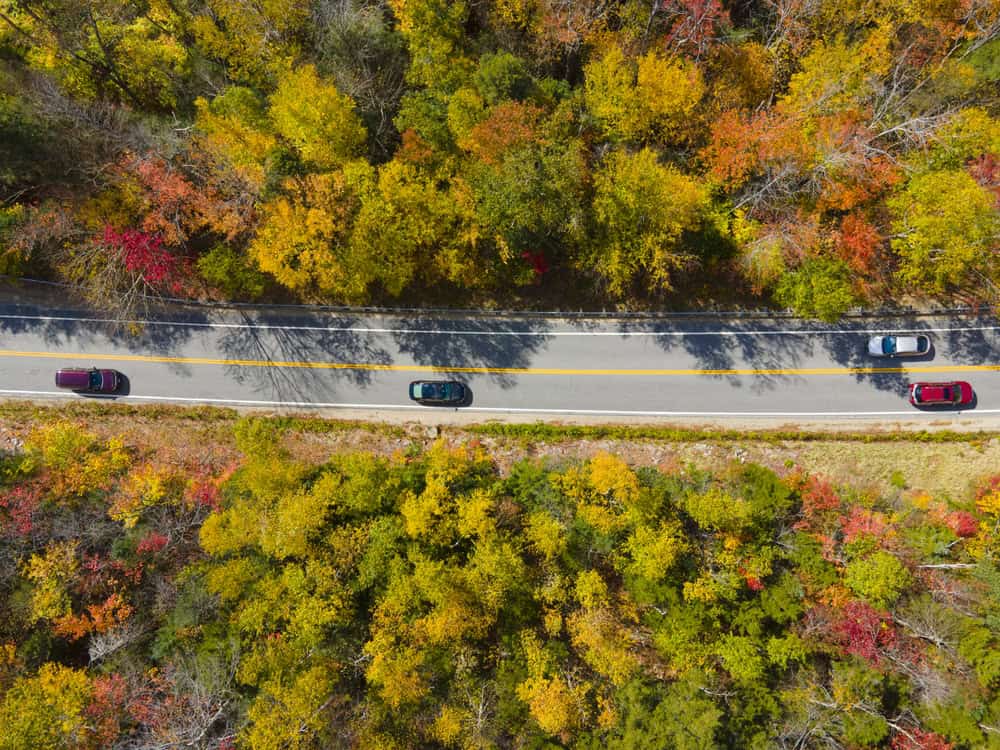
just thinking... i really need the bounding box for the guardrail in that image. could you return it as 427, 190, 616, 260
0, 273, 987, 320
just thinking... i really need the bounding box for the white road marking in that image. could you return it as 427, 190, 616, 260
1, 313, 999, 337
0, 389, 992, 417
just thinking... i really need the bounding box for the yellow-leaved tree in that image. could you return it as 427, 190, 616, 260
634, 51, 704, 141
568, 607, 640, 687
387, 0, 474, 89
23, 541, 79, 624
623, 520, 687, 581
589, 148, 710, 296
269, 65, 367, 171
194, 86, 277, 188
248, 165, 374, 301
516, 630, 591, 739
583, 44, 636, 140
0, 663, 93, 750
191, 0, 308, 84
889, 169, 1000, 294
25, 421, 131, 500
779, 31, 892, 116
349, 158, 481, 296
584, 45, 704, 142
242, 664, 340, 750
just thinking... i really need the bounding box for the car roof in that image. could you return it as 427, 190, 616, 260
899, 335, 929, 351
56, 368, 93, 385
915, 382, 956, 401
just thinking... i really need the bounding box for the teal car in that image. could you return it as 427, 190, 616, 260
409, 380, 467, 405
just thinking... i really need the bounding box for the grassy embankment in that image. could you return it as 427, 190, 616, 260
1, 400, 994, 497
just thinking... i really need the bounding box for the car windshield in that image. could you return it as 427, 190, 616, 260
89, 371, 102, 389
882, 337, 896, 355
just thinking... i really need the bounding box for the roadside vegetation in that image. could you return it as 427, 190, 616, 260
0, 0, 998, 319
2, 411, 1000, 748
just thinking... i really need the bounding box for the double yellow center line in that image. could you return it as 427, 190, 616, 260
2, 348, 998, 376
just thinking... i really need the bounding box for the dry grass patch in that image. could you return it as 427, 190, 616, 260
794, 439, 999, 497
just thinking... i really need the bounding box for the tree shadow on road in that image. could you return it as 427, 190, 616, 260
936, 322, 1000, 366
391, 317, 553, 389
635, 319, 813, 393
0, 301, 206, 381
216, 312, 393, 403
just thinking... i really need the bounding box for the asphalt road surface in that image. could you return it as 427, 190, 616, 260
1, 300, 1000, 418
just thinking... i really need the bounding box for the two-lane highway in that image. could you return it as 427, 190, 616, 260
1, 303, 1000, 417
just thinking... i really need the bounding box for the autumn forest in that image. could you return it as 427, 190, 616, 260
1, 413, 1000, 749
3, 2, 1000, 749
0, 0, 997, 318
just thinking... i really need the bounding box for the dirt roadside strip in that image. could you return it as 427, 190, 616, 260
5, 394, 1000, 432
301, 407, 1000, 433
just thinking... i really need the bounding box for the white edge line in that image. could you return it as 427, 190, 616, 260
0, 314, 998, 337
0, 390, 994, 417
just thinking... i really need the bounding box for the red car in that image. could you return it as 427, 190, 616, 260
909, 381, 973, 407
55, 368, 120, 394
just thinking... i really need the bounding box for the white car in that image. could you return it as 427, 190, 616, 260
867, 334, 931, 357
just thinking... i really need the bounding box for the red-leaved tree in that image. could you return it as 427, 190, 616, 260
0, 484, 42, 537
835, 600, 897, 666
521, 250, 550, 280
840, 505, 891, 546
85, 673, 129, 748
795, 474, 842, 532
890, 727, 953, 750
136, 532, 169, 557
968, 152, 1000, 208
945, 511, 979, 538
102, 226, 188, 294
661, 0, 731, 58
63, 224, 194, 324
836, 213, 883, 276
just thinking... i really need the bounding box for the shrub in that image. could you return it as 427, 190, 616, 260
773, 257, 859, 322
196, 244, 267, 300
844, 551, 911, 608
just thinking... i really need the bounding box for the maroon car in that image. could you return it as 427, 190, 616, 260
909, 381, 973, 407
55, 368, 120, 394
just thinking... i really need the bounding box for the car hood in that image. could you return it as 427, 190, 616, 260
958, 382, 974, 402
